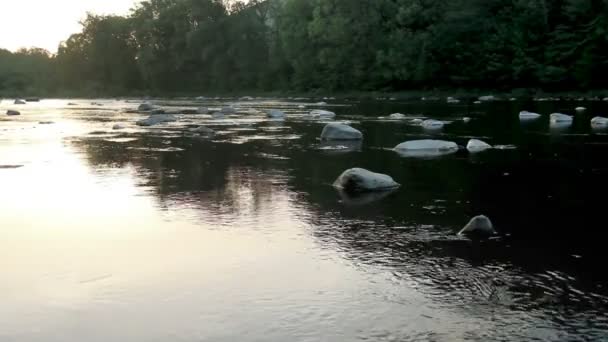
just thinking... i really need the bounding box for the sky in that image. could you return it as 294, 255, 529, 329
0, 0, 140, 53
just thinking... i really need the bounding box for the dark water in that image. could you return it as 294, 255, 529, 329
1, 98, 608, 341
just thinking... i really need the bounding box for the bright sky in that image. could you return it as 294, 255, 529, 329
0, 0, 140, 53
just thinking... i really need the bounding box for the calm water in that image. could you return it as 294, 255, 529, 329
1, 98, 608, 341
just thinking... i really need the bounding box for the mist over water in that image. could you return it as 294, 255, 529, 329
1, 98, 608, 341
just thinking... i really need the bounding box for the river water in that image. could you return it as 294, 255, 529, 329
1, 98, 607, 341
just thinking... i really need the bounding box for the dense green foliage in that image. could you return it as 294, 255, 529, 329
1, 0, 608, 95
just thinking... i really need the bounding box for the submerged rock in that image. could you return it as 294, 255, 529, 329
458, 215, 496, 237
550, 113, 573, 123
519, 111, 541, 120
6, 110, 20, 116
479, 95, 496, 102
389, 113, 406, 119
333, 168, 400, 193
138, 103, 155, 111
421, 119, 445, 129
112, 124, 125, 130
136, 114, 177, 126
591, 116, 608, 127
467, 139, 492, 153
14, 99, 26, 105
410, 118, 424, 125
321, 123, 363, 140
267, 109, 285, 119
310, 109, 336, 119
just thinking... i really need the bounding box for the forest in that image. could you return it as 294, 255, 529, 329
0, 0, 607, 96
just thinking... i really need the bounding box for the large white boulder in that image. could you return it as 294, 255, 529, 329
458, 215, 496, 237
394, 139, 459, 157
389, 113, 406, 119
136, 114, 177, 126
138, 103, 154, 111
550, 113, 573, 123
6, 110, 20, 116
321, 123, 363, 140
421, 119, 445, 129
467, 139, 492, 153
333, 168, 400, 193
267, 109, 285, 119
591, 116, 608, 127
310, 109, 336, 119
519, 111, 541, 120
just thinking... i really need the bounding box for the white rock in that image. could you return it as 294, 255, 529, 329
458, 215, 496, 237
479, 95, 496, 102
467, 139, 492, 153
519, 111, 541, 120
190, 126, 215, 135
14, 99, 26, 105
575, 107, 586, 113
138, 103, 154, 111
197, 107, 209, 114
394, 140, 459, 157
321, 123, 363, 140
333, 168, 400, 192
221, 106, 236, 114
112, 124, 125, 130
389, 113, 406, 119
473, 101, 482, 104
591, 116, 608, 127
136, 114, 177, 126
462, 117, 472, 123
316, 102, 327, 105
310, 109, 336, 119
6, 110, 20, 116
447, 97, 460, 104
267, 109, 285, 119
410, 118, 424, 125
247, 108, 260, 115
550, 113, 573, 123
603, 97, 608, 102
509, 98, 517, 101
421, 119, 445, 129
298, 105, 306, 109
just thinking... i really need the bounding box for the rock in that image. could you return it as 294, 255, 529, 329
591, 116, 608, 127
136, 114, 177, 126
318, 140, 362, 153
389, 113, 406, 119
138, 103, 155, 111
298, 105, 306, 109
575, 107, 586, 113
25, 98, 40, 102
6, 110, 20, 116
247, 108, 259, 115
310, 109, 336, 119
550, 113, 573, 123
462, 117, 472, 123
479, 95, 496, 102
14, 99, 26, 105
197, 107, 209, 114
316, 102, 328, 105
421, 119, 445, 129
394, 139, 459, 157
321, 123, 363, 140
221, 106, 236, 114
67, 102, 77, 106
333, 168, 400, 193
519, 111, 541, 120
38, 121, 54, 125
91, 102, 103, 106
447, 97, 460, 104
467, 139, 492, 153
509, 98, 517, 101
212, 112, 226, 119
337, 188, 397, 206
410, 118, 424, 125
458, 215, 496, 237
603, 97, 608, 102
190, 126, 215, 135
150, 109, 166, 115
112, 124, 125, 130
267, 109, 286, 119
473, 101, 482, 104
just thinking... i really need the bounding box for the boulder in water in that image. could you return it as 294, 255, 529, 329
14, 99, 26, 105
316, 101, 327, 106
112, 124, 125, 130
267, 109, 285, 119
575, 107, 586, 113
519, 111, 541, 120
394, 139, 458, 157
410, 118, 424, 125
447, 97, 460, 104
138, 103, 154, 111
310, 109, 336, 118
321, 123, 363, 140
333, 168, 400, 193
298, 105, 306, 109
467, 139, 492, 153
6, 110, 20, 116
591, 116, 608, 127
458, 215, 496, 237
478, 95, 496, 102
25, 98, 40, 102
462, 117, 472, 123
473, 101, 482, 105
136, 114, 177, 126
389, 113, 406, 119
550, 113, 573, 123
421, 119, 445, 129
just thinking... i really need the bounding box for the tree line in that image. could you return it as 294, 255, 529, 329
1, 0, 607, 97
